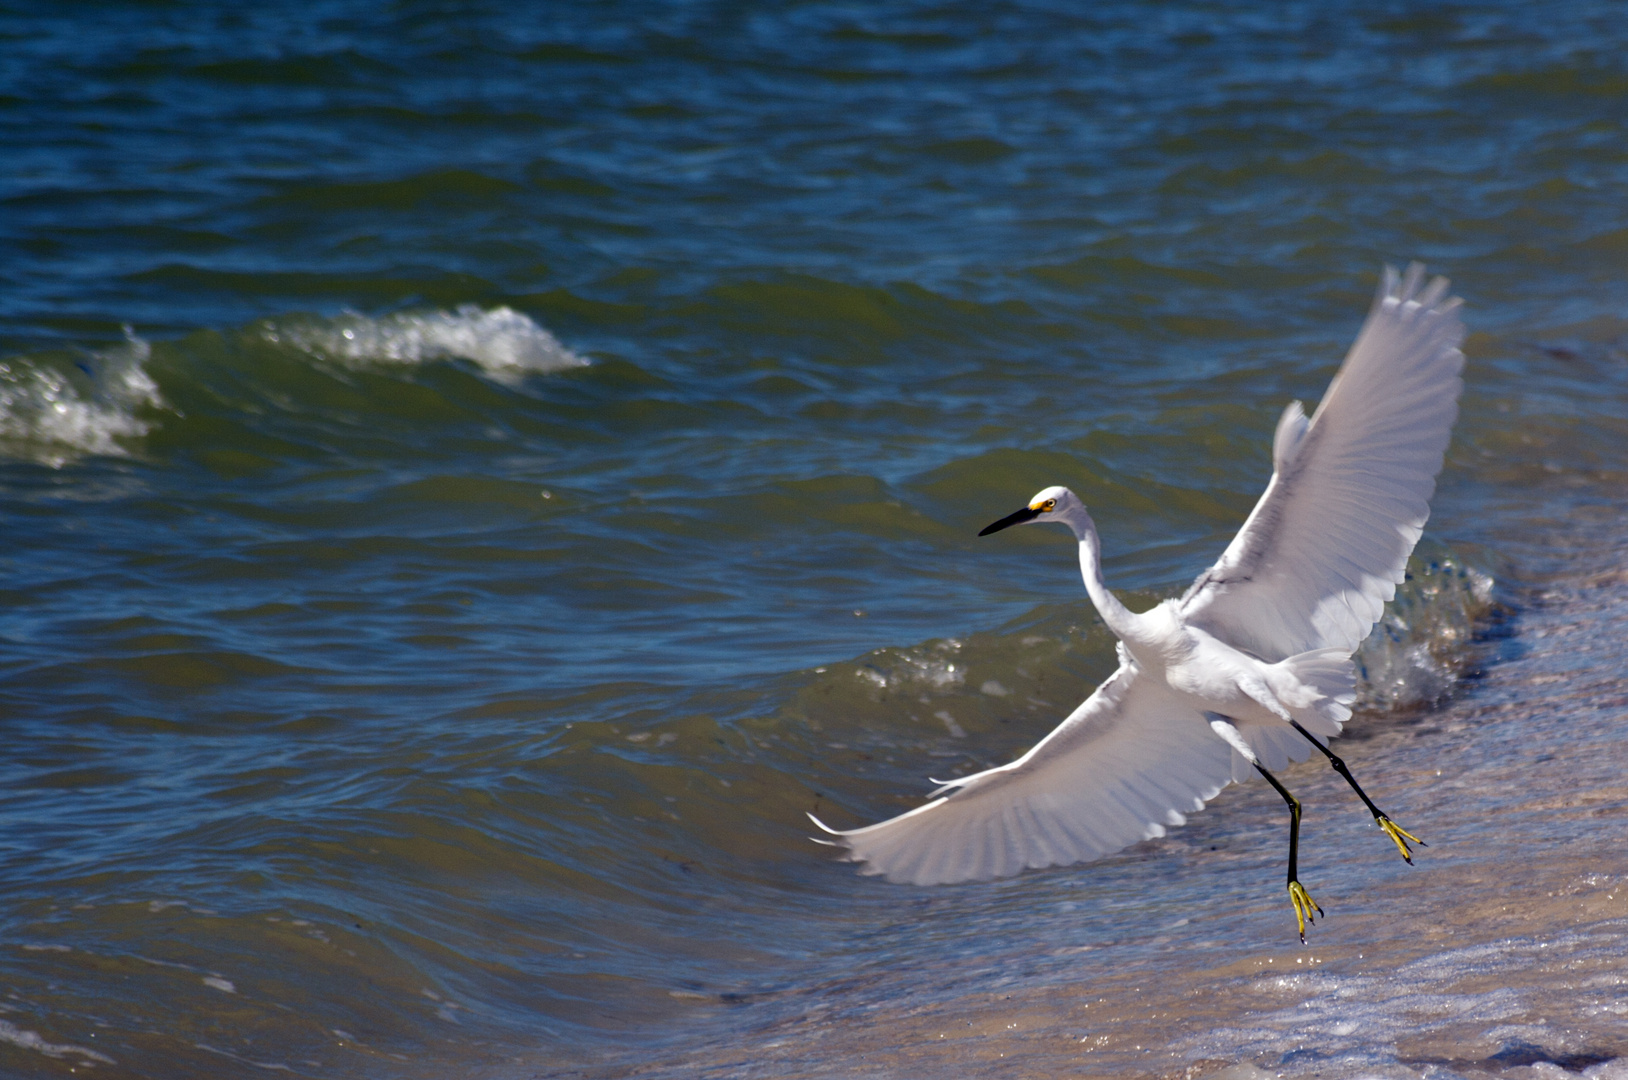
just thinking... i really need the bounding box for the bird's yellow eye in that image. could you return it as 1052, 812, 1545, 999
1042, 499, 1056, 511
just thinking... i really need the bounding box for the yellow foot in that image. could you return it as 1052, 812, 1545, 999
1288, 880, 1323, 944
1376, 815, 1425, 865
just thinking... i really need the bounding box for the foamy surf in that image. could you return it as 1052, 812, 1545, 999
0, 329, 163, 466
1354, 544, 1497, 711
267, 304, 588, 384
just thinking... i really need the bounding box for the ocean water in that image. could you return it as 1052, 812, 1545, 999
3, 2, 1628, 1077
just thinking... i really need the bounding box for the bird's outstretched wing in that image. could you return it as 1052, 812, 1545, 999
811, 663, 1234, 885
1178, 264, 1465, 661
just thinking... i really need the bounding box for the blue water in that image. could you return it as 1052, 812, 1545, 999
3, 2, 1628, 1077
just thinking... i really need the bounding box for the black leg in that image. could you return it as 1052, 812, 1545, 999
1290, 721, 1424, 864
1252, 760, 1323, 943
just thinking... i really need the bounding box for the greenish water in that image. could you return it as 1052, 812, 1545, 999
3, 2, 1628, 1077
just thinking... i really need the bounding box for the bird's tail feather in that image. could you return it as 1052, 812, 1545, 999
1273, 647, 1356, 736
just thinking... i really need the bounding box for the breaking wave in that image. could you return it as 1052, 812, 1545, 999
1354, 542, 1497, 711
266, 304, 589, 383
0, 306, 589, 465
0, 328, 163, 466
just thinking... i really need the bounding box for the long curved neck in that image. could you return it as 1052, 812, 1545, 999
1058, 505, 1146, 645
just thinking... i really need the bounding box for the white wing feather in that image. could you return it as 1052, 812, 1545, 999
813, 664, 1234, 885
1178, 264, 1465, 661
820, 265, 1459, 886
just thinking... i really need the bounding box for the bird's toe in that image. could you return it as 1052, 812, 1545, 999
1376, 815, 1424, 864
1287, 880, 1323, 943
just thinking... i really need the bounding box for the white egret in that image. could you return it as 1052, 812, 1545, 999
812, 264, 1465, 941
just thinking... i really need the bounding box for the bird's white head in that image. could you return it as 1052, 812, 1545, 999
978, 485, 1085, 536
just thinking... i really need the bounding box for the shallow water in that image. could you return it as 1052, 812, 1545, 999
3, 2, 1628, 1077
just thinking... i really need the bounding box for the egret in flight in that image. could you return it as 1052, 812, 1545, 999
813, 265, 1465, 941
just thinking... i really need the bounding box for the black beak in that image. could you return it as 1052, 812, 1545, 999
978, 506, 1042, 536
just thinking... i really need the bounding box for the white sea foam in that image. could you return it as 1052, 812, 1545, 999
0, 1017, 114, 1066
0, 329, 163, 466
854, 639, 967, 693
1355, 549, 1495, 711
1177, 927, 1628, 1078
271, 304, 588, 384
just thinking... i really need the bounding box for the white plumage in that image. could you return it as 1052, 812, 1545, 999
813, 265, 1464, 898
1180, 267, 1464, 661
